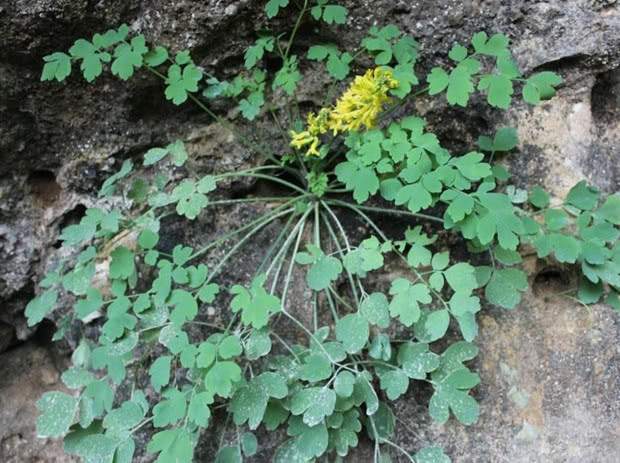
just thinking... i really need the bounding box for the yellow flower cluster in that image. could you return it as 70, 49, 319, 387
290, 108, 330, 157
289, 67, 399, 157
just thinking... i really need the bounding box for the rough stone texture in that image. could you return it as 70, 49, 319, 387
0, 343, 77, 463
377, 292, 620, 463
1, 0, 619, 462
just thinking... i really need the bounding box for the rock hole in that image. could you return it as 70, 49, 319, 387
31, 319, 57, 348
532, 266, 572, 298
53, 204, 87, 248
27, 170, 61, 208
0, 321, 16, 354
590, 69, 620, 127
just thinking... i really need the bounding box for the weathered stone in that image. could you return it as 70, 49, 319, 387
0, 343, 76, 463
0, 0, 618, 461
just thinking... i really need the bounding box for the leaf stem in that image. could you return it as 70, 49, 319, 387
325, 199, 444, 224
206, 208, 296, 284
285, 0, 309, 59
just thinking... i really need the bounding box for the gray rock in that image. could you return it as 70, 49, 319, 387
0, 0, 618, 462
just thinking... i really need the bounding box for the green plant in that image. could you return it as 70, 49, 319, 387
32, 1, 620, 462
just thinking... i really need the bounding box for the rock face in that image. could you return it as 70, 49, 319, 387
0, 343, 76, 463
0, 0, 618, 462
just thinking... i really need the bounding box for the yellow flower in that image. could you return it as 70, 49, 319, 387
289, 108, 330, 157
329, 67, 399, 134
289, 68, 399, 156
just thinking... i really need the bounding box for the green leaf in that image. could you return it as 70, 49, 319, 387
493, 127, 518, 151
535, 233, 582, 263
389, 279, 431, 327
174, 245, 193, 266
597, 194, 620, 225
298, 245, 343, 291
478, 74, 513, 108
273, 56, 301, 95
475, 193, 524, 250
415, 446, 451, 463
578, 277, 603, 304
544, 209, 569, 231
485, 268, 528, 309
300, 354, 332, 382
566, 181, 600, 210
144, 147, 168, 166
414, 309, 450, 343
83, 380, 114, 416
397, 342, 440, 379
25, 290, 58, 326
198, 282, 220, 303
429, 378, 479, 425
254, 372, 288, 399
322, 5, 348, 24
334, 371, 356, 398
395, 183, 432, 213
242, 432, 258, 456
103, 400, 144, 433
61, 367, 95, 389
448, 43, 467, 62
69, 39, 111, 82
63, 262, 96, 296
149, 355, 171, 393
335, 162, 380, 203
445, 192, 475, 222
168, 289, 198, 326
153, 388, 187, 427
390, 61, 419, 98
186, 391, 212, 427
368, 333, 392, 362
35, 392, 79, 438
63, 432, 119, 460
450, 152, 492, 180
607, 290, 620, 312
360, 292, 390, 328
239, 92, 264, 120
197, 342, 216, 368
110, 246, 135, 280
165, 63, 203, 105
144, 46, 169, 66
147, 429, 194, 463
344, 236, 385, 276
523, 71, 563, 103
41, 52, 72, 82
448, 293, 481, 317
493, 246, 522, 265
111, 35, 147, 80
168, 140, 189, 166
530, 185, 550, 208
580, 240, 609, 265
327, 52, 352, 80
427, 67, 449, 94
379, 369, 409, 400
245, 35, 275, 69
219, 335, 242, 359
291, 387, 337, 426
335, 313, 369, 353
352, 372, 379, 415
444, 262, 477, 294
230, 277, 281, 328
308, 45, 330, 61
231, 382, 269, 430
472, 32, 509, 56
265, 0, 289, 18
205, 361, 242, 398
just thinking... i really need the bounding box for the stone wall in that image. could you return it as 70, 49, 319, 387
0, 1, 618, 461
